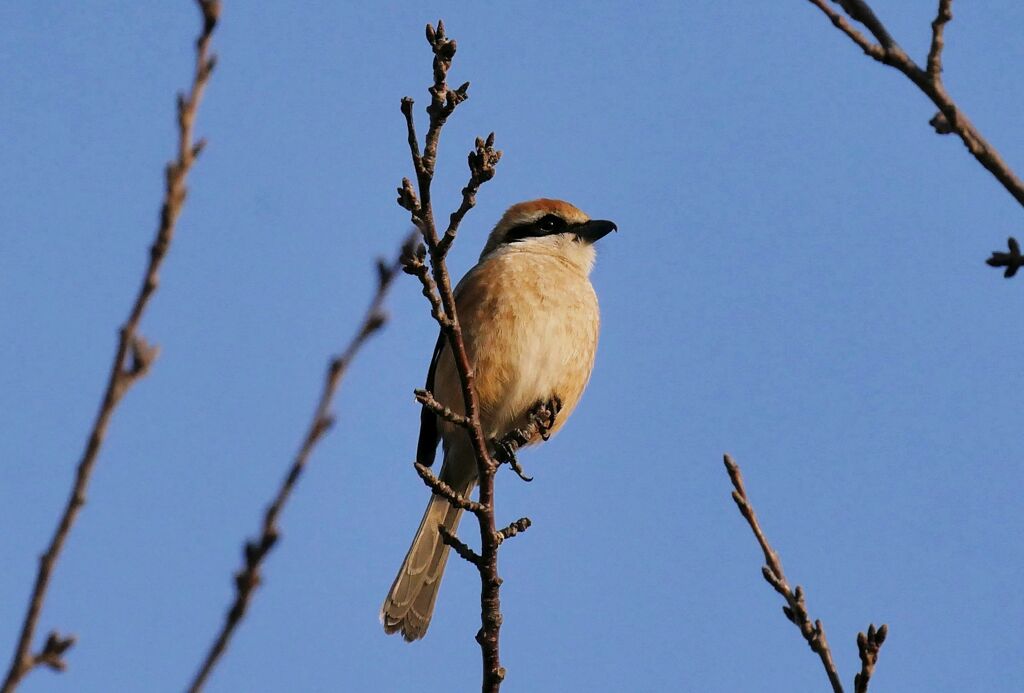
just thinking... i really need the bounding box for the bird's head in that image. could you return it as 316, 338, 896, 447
480, 199, 617, 273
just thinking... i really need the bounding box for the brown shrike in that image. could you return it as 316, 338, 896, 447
382, 199, 616, 641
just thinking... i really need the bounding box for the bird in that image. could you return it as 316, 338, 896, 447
381, 198, 616, 641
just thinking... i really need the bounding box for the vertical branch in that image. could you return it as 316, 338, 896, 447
186, 242, 410, 693
1, 3, 220, 691
926, 0, 954, 78
395, 20, 508, 692
723, 455, 887, 693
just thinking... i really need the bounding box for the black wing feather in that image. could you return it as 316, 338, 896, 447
416, 329, 446, 466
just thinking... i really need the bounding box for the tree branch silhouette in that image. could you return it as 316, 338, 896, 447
187, 239, 411, 693
724, 455, 887, 693
805, 0, 1024, 274
1, 3, 220, 690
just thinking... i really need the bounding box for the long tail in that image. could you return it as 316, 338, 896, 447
382, 447, 476, 641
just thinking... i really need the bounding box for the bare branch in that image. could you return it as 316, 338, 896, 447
400, 240, 447, 325
927, 0, 954, 77
805, 0, 883, 59
29, 633, 75, 674
414, 463, 486, 515
804, 0, 1024, 263
854, 623, 888, 693
835, 0, 896, 50
986, 237, 1024, 278
400, 101, 426, 182
1, 4, 219, 690
724, 455, 845, 693
398, 20, 509, 692
414, 389, 470, 428
495, 518, 531, 545
439, 525, 482, 566
186, 240, 409, 693
438, 133, 502, 256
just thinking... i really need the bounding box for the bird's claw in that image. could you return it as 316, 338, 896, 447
507, 455, 534, 482
534, 396, 562, 441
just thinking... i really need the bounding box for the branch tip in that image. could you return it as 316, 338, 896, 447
986, 237, 1023, 278
724, 454, 845, 692
188, 243, 404, 693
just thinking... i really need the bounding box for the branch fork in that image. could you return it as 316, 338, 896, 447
806, 0, 1024, 269
724, 454, 886, 693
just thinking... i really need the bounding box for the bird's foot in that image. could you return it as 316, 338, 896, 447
533, 396, 562, 441
494, 436, 533, 482
490, 397, 562, 482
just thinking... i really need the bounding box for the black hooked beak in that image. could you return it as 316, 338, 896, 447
573, 219, 617, 244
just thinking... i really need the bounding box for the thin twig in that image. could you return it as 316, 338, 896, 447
804, 0, 1024, 268
724, 455, 845, 693
414, 389, 470, 428
805, 0, 883, 59
1, 3, 219, 691
439, 525, 483, 566
724, 454, 889, 691
186, 239, 411, 693
835, 0, 896, 49
926, 0, 954, 77
414, 463, 487, 515
495, 518, 531, 546
986, 237, 1024, 278
438, 133, 501, 256
399, 238, 447, 325
397, 20, 508, 692
854, 623, 888, 693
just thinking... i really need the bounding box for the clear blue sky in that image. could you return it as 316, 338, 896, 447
3, 2, 1023, 691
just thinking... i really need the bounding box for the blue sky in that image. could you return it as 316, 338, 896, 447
2, 2, 1023, 691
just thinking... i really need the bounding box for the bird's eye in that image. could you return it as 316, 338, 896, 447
537, 215, 564, 232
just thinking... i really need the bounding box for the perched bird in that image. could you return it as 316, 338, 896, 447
381, 198, 617, 641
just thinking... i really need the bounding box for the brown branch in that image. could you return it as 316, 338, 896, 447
724, 455, 845, 693
414, 389, 470, 428
835, 0, 895, 49
1, 4, 219, 691
927, 0, 954, 77
186, 240, 409, 693
724, 454, 890, 691
495, 518, 531, 545
398, 20, 508, 692
805, 0, 1024, 254
854, 623, 888, 693
400, 238, 447, 325
414, 463, 486, 515
439, 525, 483, 566
438, 133, 502, 256
805, 0, 883, 59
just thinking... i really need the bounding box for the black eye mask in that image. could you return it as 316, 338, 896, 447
503, 214, 567, 244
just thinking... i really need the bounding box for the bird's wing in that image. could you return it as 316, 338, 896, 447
416, 329, 446, 466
